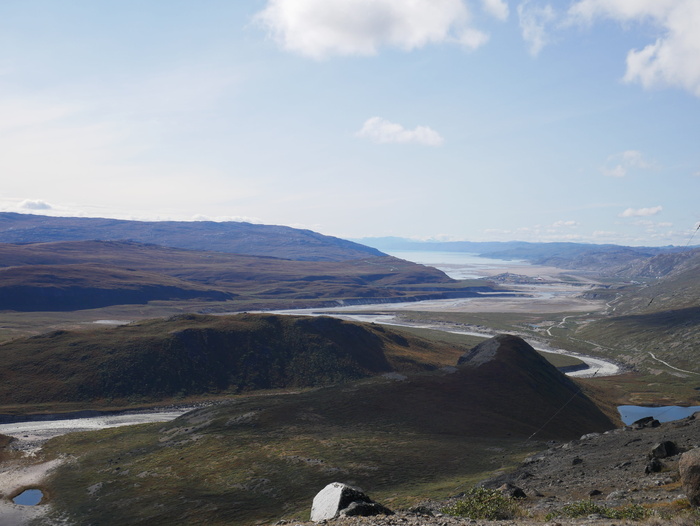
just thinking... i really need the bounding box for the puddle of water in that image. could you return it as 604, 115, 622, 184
618, 405, 700, 425
13, 489, 43, 506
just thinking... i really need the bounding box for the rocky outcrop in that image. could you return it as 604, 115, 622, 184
310, 482, 392, 522
679, 448, 700, 506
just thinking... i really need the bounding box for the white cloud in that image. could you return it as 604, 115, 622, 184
568, 0, 700, 97
255, 0, 496, 59
601, 150, 653, 177
355, 117, 444, 146
552, 220, 578, 227
517, 1, 557, 56
619, 206, 663, 218
481, 0, 509, 21
18, 199, 53, 210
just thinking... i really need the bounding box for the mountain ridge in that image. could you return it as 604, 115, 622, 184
0, 212, 384, 261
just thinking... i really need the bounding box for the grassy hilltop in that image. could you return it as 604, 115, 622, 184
0, 313, 468, 413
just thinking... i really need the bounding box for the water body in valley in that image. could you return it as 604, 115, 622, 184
618, 405, 700, 425
13, 490, 43, 506
386, 250, 528, 279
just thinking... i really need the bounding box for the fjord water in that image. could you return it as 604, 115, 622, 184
386, 250, 527, 279
618, 405, 700, 425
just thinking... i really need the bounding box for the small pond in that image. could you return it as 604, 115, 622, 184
12, 489, 43, 506
618, 405, 700, 425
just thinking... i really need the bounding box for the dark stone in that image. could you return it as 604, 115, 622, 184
498, 483, 527, 499
589, 489, 602, 497
632, 416, 661, 429
572, 457, 583, 465
645, 458, 663, 474
650, 441, 677, 459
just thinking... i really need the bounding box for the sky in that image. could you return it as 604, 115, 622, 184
0, 0, 699, 247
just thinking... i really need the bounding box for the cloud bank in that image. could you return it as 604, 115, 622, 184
255, 0, 504, 59
356, 117, 444, 146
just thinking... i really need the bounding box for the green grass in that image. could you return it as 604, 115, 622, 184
546, 500, 651, 521
442, 487, 520, 520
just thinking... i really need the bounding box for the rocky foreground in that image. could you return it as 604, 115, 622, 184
271, 414, 700, 526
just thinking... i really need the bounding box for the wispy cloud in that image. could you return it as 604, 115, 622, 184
517, 1, 557, 56
601, 150, 654, 177
481, 0, 509, 21
568, 0, 700, 97
255, 0, 500, 59
355, 117, 444, 146
619, 206, 663, 218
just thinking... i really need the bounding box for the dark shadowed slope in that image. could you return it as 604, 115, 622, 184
0, 212, 384, 261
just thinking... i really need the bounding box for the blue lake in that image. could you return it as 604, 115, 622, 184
13, 489, 43, 506
618, 405, 700, 425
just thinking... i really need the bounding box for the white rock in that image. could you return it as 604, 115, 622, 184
310, 482, 368, 522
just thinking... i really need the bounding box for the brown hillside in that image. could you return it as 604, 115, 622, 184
0, 241, 487, 312
0, 314, 464, 411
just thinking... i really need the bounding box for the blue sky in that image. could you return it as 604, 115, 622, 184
0, 0, 698, 246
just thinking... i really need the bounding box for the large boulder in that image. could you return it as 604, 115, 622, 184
310, 482, 392, 522
679, 449, 700, 506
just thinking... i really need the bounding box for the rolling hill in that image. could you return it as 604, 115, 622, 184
0, 240, 496, 313
38, 333, 615, 525
0, 313, 467, 411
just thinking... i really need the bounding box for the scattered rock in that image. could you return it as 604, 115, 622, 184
632, 416, 660, 429
310, 482, 392, 522
498, 482, 527, 499
340, 501, 393, 517
679, 448, 700, 506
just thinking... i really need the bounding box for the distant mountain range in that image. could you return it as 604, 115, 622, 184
0, 212, 383, 261
356, 236, 691, 274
